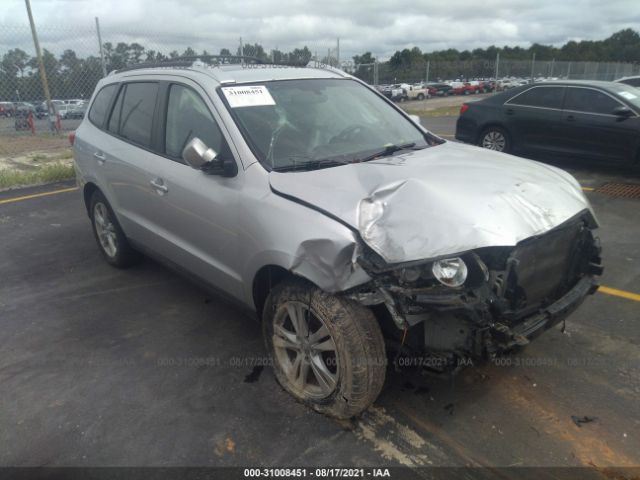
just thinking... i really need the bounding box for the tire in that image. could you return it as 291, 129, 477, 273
417, 93, 425, 101
263, 279, 386, 419
479, 126, 511, 153
89, 190, 140, 268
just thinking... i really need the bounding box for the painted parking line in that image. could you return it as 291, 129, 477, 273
434, 133, 456, 138
0, 186, 78, 205
598, 286, 640, 302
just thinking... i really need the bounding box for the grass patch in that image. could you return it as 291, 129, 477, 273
401, 105, 461, 117
0, 162, 75, 189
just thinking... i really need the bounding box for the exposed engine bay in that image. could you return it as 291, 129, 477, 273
347, 211, 603, 374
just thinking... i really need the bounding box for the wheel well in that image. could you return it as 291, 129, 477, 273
252, 265, 291, 320
83, 182, 99, 215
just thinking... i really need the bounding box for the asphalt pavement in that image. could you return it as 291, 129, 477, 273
1, 124, 639, 474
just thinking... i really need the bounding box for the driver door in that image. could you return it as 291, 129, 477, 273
149, 81, 244, 300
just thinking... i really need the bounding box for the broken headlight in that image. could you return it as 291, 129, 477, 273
432, 257, 468, 287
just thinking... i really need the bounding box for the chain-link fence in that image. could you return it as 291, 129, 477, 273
0, 22, 339, 167
349, 58, 640, 85
1, 20, 639, 170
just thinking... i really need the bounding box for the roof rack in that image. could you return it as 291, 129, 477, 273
113, 55, 265, 74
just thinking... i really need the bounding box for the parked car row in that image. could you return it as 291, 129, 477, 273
0, 99, 88, 120
376, 79, 497, 101
377, 83, 431, 102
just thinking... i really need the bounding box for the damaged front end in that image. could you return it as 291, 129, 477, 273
347, 211, 603, 373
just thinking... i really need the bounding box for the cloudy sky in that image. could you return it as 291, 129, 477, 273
1, 0, 639, 60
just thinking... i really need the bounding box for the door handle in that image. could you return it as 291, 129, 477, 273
150, 178, 168, 194
505, 108, 515, 115
566, 115, 576, 122
93, 152, 106, 163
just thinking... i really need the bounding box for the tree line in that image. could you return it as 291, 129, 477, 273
1, 28, 638, 102
0, 43, 314, 102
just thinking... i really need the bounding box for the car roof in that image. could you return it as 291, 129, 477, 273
523, 80, 626, 90
106, 62, 348, 86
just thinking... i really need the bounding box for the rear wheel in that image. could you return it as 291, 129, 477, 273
90, 190, 140, 268
417, 93, 425, 100
263, 280, 386, 419
479, 126, 510, 153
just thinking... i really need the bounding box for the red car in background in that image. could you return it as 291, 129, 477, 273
449, 82, 479, 95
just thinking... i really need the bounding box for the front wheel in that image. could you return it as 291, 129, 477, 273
263, 280, 386, 419
479, 126, 511, 153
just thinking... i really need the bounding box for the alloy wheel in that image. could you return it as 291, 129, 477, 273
482, 130, 506, 151
272, 301, 339, 399
93, 202, 118, 258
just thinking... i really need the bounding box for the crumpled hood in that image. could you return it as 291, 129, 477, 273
269, 141, 596, 264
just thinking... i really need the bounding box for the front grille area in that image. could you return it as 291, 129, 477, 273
501, 216, 595, 319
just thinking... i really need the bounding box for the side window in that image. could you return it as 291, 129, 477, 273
108, 85, 124, 134
165, 84, 228, 159
108, 82, 158, 148
507, 87, 565, 109
88, 84, 117, 127
563, 88, 621, 115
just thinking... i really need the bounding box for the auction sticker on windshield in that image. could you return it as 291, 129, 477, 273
222, 86, 276, 108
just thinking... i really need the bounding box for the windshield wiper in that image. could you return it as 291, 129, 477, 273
271, 158, 350, 172
356, 143, 419, 163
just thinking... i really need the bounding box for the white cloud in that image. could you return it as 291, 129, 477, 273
1, 0, 638, 59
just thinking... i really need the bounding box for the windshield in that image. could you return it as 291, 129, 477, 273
220, 78, 435, 171
610, 82, 640, 110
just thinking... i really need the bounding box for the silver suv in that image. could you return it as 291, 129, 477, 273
73, 58, 602, 419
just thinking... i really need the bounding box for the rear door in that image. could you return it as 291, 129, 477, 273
97, 81, 167, 247
560, 86, 638, 164
503, 85, 565, 155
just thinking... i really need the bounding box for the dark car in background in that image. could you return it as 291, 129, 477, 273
14, 104, 37, 130
455, 80, 640, 166
616, 76, 640, 88
426, 82, 453, 96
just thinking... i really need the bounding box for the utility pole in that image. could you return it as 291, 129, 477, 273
530, 52, 536, 82
336, 38, 340, 68
567, 61, 571, 79
494, 52, 500, 92
550, 58, 555, 78
24, 0, 56, 132
95, 17, 107, 77
374, 58, 379, 86
425, 60, 430, 84
239, 37, 243, 65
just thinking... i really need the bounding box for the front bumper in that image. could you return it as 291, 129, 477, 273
492, 275, 598, 350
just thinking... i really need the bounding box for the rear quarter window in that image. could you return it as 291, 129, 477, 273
88, 84, 118, 127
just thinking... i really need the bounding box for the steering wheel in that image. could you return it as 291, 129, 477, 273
330, 124, 368, 144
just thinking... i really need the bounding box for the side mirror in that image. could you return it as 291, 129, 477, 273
409, 114, 421, 126
613, 106, 633, 118
182, 137, 216, 169
181, 137, 238, 177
